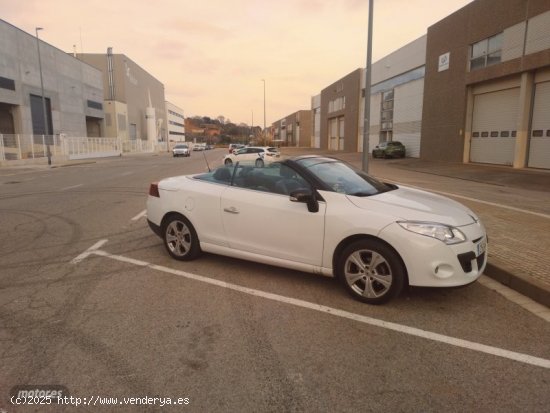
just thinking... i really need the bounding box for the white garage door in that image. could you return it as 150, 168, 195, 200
470, 88, 519, 165
528, 81, 550, 169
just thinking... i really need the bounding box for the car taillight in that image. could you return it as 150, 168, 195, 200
149, 182, 160, 197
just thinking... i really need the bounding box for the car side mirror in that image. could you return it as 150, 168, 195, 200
290, 188, 319, 213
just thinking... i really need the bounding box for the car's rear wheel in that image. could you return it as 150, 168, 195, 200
336, 239, 405, 304
224, 159, 233, 166
255, 158, 264, 167
162, 213, 201, 261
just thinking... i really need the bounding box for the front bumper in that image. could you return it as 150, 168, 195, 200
379, 221, 487, 287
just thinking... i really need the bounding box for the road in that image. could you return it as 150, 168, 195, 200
1, 149, 549, 412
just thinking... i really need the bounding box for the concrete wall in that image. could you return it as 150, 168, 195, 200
0, 19, 104, 137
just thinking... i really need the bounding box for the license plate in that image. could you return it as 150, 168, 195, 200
476, 238, 487, 256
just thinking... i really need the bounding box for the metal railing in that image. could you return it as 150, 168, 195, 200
0, 134, 156, 162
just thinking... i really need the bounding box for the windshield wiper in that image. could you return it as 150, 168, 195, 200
349, 191, 373, 197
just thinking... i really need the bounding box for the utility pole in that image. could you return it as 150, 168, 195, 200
362, 0, 374, 173
262, 79, 266, 141
35, 27, 51, 165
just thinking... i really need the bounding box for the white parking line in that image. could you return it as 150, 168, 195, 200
70, 239, 108, 264
60, 184, 83, 191
131, 209, 147, 221
382, 179, 550, 220
72, 241, 550, 370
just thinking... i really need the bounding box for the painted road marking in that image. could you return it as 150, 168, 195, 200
131, 209, 147, 221
382, 179, 550, 220
60, 183, 84, 191
72, 241, 550, 370
70, 239, 109, 264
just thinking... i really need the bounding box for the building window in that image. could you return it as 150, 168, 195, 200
0, 76, 15, 91
328, 96, 345, 113
470, 33, 502, 71
380, 89, 394, 132
87, 100, 103, 110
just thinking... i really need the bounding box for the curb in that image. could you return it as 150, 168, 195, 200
484, 263, 550, 308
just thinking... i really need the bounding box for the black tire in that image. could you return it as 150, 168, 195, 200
336, 239, 405, 304
162, 213, 201, 261
224, 158, 233, 166
255, 158, 264, 168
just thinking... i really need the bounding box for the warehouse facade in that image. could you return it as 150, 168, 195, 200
0, 19, 104, 139
421, 0, 550, 169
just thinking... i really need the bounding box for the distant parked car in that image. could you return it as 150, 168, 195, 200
223, 146, 280, 167
172, 143, 190, 157
229, 143, 245, 153
372, 141, 406, 158
193, 143, 206, 151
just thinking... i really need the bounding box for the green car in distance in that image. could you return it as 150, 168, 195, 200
372, 141, 406, 158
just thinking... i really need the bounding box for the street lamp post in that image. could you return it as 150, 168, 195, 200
361, 0, 374, 173
261, 79, 266, 142
35, 27, 51, 165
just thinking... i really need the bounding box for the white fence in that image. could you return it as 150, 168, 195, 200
0, 134, 156, 163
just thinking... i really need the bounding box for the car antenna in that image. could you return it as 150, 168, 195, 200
202, 150, 211, 172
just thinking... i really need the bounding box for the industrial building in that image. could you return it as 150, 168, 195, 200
272, 110, 312, 147
76, 50, 167, 144
166, 101, 185, 142
0, 19, 104, 139
422, 0, 550, 169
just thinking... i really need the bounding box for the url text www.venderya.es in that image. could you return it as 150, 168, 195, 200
11, 395, 190, 407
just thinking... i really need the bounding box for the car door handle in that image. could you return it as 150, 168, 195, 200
223, 207, 239, 214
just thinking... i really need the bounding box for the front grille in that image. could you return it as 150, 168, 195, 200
457, 250, 486, 273
457, 251, 475, 273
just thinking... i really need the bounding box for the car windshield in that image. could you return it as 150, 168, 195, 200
296, 158, 394, 196
175, 144, 187, 148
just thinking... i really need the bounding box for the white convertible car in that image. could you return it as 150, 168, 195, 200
147, 155, 487, 304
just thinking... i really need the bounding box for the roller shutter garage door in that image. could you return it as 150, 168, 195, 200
470, 88, 519, 165
528, 81, 550, 169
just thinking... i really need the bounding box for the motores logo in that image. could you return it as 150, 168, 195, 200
10, 385, 69, 403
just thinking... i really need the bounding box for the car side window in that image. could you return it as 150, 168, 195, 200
194, 166, 234, 185
232, 164, 310, 195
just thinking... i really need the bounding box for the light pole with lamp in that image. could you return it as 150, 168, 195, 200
35, 27, 51, 165
261, 79, 266, 143
361, 0, 374, 173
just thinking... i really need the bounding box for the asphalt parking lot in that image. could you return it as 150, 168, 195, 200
1, 149, 549, 412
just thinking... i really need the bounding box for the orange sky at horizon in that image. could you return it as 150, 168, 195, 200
1, 0, 473, 125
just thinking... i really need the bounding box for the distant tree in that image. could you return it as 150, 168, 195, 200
217, 115, 225, 125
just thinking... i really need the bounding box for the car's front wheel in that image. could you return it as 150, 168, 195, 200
336, 239, 405, 304
162, 213, 201, 261
255, 158, 264, 167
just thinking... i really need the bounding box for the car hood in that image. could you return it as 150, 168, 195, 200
347, 185, 478, 227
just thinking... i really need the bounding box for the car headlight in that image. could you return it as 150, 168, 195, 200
397, 221, 466, 245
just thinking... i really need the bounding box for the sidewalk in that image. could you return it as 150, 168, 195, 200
283, 148, 550, 308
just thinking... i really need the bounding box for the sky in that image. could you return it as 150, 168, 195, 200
1, 0, 473, 126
